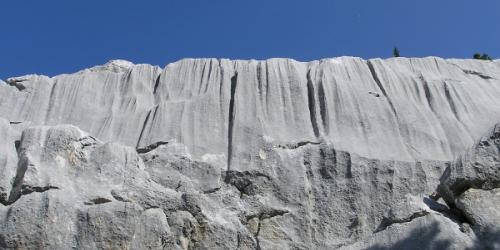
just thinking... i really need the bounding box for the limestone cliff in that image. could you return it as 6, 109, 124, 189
0, 57, 499, 249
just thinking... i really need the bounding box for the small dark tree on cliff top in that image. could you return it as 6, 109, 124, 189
393, 47, 400, 57
473, 53, 492, 60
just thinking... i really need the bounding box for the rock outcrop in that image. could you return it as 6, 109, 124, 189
437, 124, 500, 249
0, 57, 499, 249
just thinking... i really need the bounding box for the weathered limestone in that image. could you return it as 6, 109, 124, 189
0, 118, 19, 204
2, 58, 500, 163
456, 188, 500, 250
437, 123, 500, 249
0, 57, 499, 249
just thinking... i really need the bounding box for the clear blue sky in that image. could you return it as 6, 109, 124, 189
1, 0, 499, 79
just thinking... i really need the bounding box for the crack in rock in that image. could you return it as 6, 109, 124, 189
84, 197, 113, 205
21, 185, 59, 195
135, 105, 159, 149
136, 141, 169, 154
243, 209, 289, 250
367, 61, 398, 118
245, 209, 289, 222
223, 170, 271, 198
78, 136, 98, 149
226, 71, 238, 177
306, 69, 320, 138
202, 187, 221, 194
462, 69, 494, 80
3, 185, 59, 206
374, 210, 429, 233
275, 141, 321, 150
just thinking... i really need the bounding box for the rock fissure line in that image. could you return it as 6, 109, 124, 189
151, 104, 160, 122
264, 62, 271, 117
226, 72, 238, 178
21, 185, 59, 195
306, 69, 320, 137
136, 110, 152, 148
256, 62, 263, 103
366, 61, 418, 160
218, 59, 225, 114
317, 76, 329, 135
204, 60, 213, 94
78, 136, 98, 150
345, 152, 353, 179
153, 74, 161, 94
5, 186, 59, 208
224, 170, 272, 198
374, 210, 430, 233
443, 82, 459, 119
199, 61, 208, 94
202, 187, 221, 194
275, 141, 321, 150
84, 197, 112, 205
462, 69, 494, 80
255, 218, 262, 250
246, 209, 288, 250
420, 75, 435, 113
1, 184, 59, 206
5, 154, 30, 205
44, 80, 59, 122
136, 105, 158, 149
236, 232, 242, 250
366, 61, 398, 117
246, 209, 289, 221
136, 141, 169, 154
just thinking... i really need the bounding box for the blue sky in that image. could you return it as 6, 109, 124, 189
1, 0, 499, 79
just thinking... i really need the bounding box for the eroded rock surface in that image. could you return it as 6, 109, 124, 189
0, 57, 500, 249
437, 123, 500, 249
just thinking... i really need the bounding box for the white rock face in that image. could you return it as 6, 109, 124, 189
0, 57, 499, 249
0, 118, 20, 203
2, 57, 500, 162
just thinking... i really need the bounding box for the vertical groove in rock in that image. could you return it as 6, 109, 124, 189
218, 59, 225, 115
226, 72, 238, 175
367, 60, 416, 160
306, 69, 320, 137
150, 105, 159, 122
153, 74, 161, 94
443, 82, 459, 119
367, 61, 398, 117
443, 81, 473, 140
136, 108, 153, 148
420, 75, 435, 113
256, 62, 263, 101
199, 60, 207, 94
317, 74, 329, 135
256, 62, 269, 119
7, 151, 29, 204
345, 152, 352, 179
204, 59, 213, 94
44, 80, 58, 123
265, 62, 271, 117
